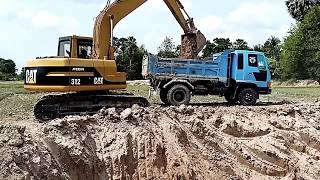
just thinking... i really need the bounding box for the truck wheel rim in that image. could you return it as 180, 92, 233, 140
244, 92, 253, 102
174, 90, 185, 102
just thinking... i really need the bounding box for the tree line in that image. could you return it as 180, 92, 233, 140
1, 0, 319, 82
0, 58, 19, 81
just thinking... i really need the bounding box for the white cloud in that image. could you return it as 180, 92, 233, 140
145, 0, 192, 13
180, 0, 192, 10
197, 1, 294, 45
17, 9, 80, 30
0, 0, 14, 16
228, 2, 284, 29
198, 16, 223, 32
18, 10, 60, 28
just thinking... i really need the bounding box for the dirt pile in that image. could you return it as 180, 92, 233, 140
1, 103, 320, 179
275, 80, 320, 87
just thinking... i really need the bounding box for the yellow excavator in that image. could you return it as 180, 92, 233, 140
24, 0, 206, 121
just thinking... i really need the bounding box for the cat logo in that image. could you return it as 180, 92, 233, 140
94, 77, 104, 85
26, 69, 38, 84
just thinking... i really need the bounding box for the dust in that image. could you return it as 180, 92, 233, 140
1, 103, 320, 179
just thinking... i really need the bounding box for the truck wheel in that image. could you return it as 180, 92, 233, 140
238, 88, 258, 106
167, 84, 191, 106
160, 89, 169, 104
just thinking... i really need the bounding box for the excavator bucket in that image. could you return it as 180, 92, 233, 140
195, 30, 207, 54
181, 30, 206, 59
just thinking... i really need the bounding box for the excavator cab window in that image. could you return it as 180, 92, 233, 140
58, 39, 71, 57
77, 40, 92, 59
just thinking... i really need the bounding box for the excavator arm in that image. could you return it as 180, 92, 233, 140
93, 0, 206, 60
163, 0, 195, 34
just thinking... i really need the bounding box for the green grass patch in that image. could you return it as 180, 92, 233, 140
270, 87, 320, 102
0, 81, 29, 95
273, 87, 320, 97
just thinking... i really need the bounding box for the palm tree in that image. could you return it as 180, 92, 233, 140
285, 0, 320, 21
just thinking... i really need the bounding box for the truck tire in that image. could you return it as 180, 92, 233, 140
167, 84, 191, 106
238, 88, 258, 106
160, 89, 169, 104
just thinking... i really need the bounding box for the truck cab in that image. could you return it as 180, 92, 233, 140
223, 50, 272, 104
143, 50, 272, 106
230, 50, 272, 94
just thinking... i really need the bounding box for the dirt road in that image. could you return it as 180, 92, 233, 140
1, 102, 320, 179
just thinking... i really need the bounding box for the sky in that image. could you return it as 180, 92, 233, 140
0, 0, 295, 70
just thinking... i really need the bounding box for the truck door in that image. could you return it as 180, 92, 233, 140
245, 53, 269, 81
234, 53, 244, 81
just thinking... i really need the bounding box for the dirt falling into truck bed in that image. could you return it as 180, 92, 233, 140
1, 103, 320, 179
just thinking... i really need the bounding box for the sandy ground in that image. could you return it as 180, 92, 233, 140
1, 102, 320, 180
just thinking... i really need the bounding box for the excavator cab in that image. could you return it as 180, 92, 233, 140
57, 36, 93, 59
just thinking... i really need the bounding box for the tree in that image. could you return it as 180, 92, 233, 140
232, 39, 249, 50
17, 68, 26, 81
263, 36, 281, 62
0, 58, 17, 80
157, 37, 179, 58
202, 41, 216, 58
212, 38, 233, 53
285, 0, 320, 21
253, 44, 264, 52
202, 38, 232, 58
281, 6, 320, 81
175, 45, 181, 58
113, 36, 146, 80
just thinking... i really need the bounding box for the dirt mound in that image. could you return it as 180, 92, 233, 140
1, 103, 320, 179
276, 80, 320, 87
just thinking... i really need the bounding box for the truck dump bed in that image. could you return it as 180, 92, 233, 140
142, 51, 230, 83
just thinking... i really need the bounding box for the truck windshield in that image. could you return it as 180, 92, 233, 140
58, 40, 71, 57
258, 55, 267, 70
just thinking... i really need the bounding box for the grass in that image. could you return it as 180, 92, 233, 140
269, 87, 320, 102
273, 87, 320, 97
0, 81, 319, 121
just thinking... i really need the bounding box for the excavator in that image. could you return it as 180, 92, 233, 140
24, 0, 206, 121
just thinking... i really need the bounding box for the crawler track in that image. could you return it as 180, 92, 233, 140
34, 92, 150, 121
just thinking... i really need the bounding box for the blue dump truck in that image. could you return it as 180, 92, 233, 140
142, 50, 272, 106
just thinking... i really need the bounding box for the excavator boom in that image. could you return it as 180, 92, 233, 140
93, 0, 206, 60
